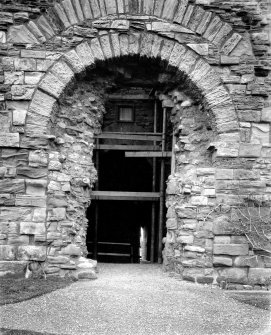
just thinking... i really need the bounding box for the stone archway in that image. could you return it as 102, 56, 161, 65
2, 0, 271, 286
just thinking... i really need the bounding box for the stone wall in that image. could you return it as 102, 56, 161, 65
0, 0, 270, 286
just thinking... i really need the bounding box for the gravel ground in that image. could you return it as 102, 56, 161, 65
0, 263, 270, 335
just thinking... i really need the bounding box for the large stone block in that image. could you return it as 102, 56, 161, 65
0, 245, 16, 260
0, 179, 25, 194
0, 133, 20, 148
25, 179, 47, 196
48, 208, 66, 221
12, 109, 27, 126
239, 143, 262, 157
213, 244, 249, 256
218, 268, 248, 284
213, 215, 239, 235
15, 195, 47, 207
39, 72, 66, 99
166, 218, 177, 230
234, 256, 260, 267
248, 268, 271, 285
17, 246, 46, 261
0, 207, 32, 222
60, 244, 82, 256
20, 222, 46, 235
29, 90, 57, 118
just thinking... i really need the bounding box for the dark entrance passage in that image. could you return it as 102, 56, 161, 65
87, 150, 159, 263
85, 58, 173, 263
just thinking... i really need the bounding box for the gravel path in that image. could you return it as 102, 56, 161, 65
0, 263, 270, 335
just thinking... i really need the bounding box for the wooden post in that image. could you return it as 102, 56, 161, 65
93, 139, 99, 260
158, 107, 166, 264
171, 132, 176, 175
150, 100, 157, 263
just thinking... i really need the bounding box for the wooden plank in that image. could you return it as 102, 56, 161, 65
95, 133, 162, 141
87, 242, 132, 246
91, 191, 160, 201
125, 151, 172, 157
95, 144, 161, 151
107, 94, 154, 100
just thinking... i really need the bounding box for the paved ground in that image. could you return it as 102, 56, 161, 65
0, 264, 270, 335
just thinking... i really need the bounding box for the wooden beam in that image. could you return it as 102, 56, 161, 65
95, 144, 161, 151
107, 94, 154, 100
95, 133, 162, 141
91, 191, 160, 201
125, 151, 172, 157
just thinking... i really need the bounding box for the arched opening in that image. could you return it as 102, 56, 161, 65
84, 56, 175, 263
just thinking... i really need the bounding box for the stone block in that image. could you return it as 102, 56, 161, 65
48, 256, 69, 264
20, 222, 46, 235
64, 50, 85, 74
213, 244, 249, 256
0, 133, 20, 148
48, 208, 66, 221
76, 42, 95, 68
0, 245, 16, 261
213, 256, 232, 267
24, 72, 43, 85
32, 208, 46, 222
29, 150, 48, 167
234, 256, 259, 267
39, 72, 66, 99
215, 169, 233, 180
238, 110, 261, 122
218, 268, 248, 284
239, 144, 262, 157
221, 33, 242, 55
29, 90, 57, 118
61, 244, 81, 256
12, 109, 27, 126
26, 179, 47, 195
190, 196, 208, 206
15, 195, 47, 207
62, 0, 78, 24
21, 50, 46, 59
177, 235, 194, 244
14, 58, 36, 71
79, 0, 92, 19
0, 179, 25, 194
166, 218, 177, 230
17, 246, 46, 261
184, 245, 205, 253
214, 236, 231, 244
7, 25, 39, 44
248, 268, 271, 285
77, 270, 97, 280
251, 123, 270, 144
90, 38, 105, 60
0, 207, 32, 222
0, 261, 27, 278
4, 71, 24, 85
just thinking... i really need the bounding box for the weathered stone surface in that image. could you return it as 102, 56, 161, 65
166, 218, 177, 230
60, 244, 82, 256
39, 72, 66, 99
29, 90, 57, 118
0, 133, 20, 148
12, 110, 27, 126
239, 144, 262, 157
234, 256, 259, 267
25, 179, 47, 196
20, 222, 46, 235
15, 195, 47, 207
0, 179, 25, 194
0, 246, 16, 261
248, 268, 271, 285
17, 246, 46, 261
213, 244, 249, 256
218, 268, 248, 284
213, 256, 233, 267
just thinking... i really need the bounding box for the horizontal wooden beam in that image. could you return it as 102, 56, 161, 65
95, 133, 162, 141
95, 144, 161, 151
125, 151, 172, 158
87, 242, 132, 246
107, 94, 154, 100
91, 191, 160, 201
